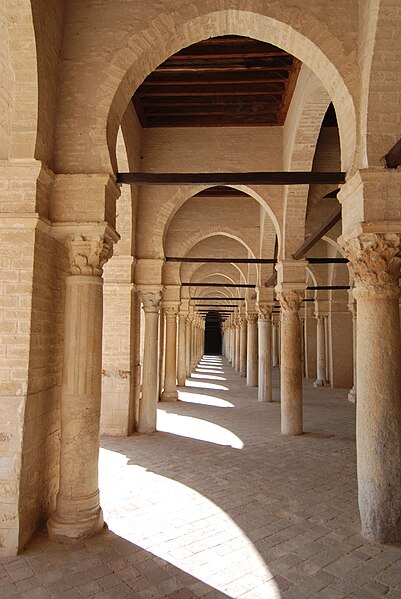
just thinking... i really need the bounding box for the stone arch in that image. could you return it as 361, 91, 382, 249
282, 68, 332, 257
54, 1, 358, 176
362, 0, 401, 166
136, 184, 281, 260
0, 1, 39, 160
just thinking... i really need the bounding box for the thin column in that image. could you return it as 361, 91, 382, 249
258, 306, 273, 402
246, 313, 258, 387
239, 316, 247, 377
324, 316, 330, 383
185, 316, 192, 376
234, 319, 240, 371
343, 232, 401, 542
314, 315, 326, 386
137, 291, 161, 432
161, 307, 178, 401
158, 309, 165, 399
177, 312, 187, 386
48, 234, 113, 542
191, 320, 197, 370
348, 302, 357, 402
272, 321, 279, 367
279, 290, 303, 435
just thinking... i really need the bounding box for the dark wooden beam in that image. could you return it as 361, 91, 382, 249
182, 283, 255, 288
191, 297, 245, 300
145, 71, 289, 85
117, 172, 346, 186
264, 272, 277, 287
292, 207, 342, 259
139, 83, 284, 97
307, 285, 350, 290
167, 256, 348, 264
384, 138, 401, 169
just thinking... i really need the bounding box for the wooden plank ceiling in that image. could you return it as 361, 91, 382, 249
133, 35, 301, 128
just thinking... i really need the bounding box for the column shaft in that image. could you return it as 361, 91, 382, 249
48, 276, 104, 540
235, 324, 240, 371
272, 323, 279, 367
279, 291, 303, 435
239, 318, 247, 377
246, 315, 258, 387
138, 293, 160, 433
161, 311, 178, 401
258, 314, 272, 402
177, 314, 187, 386
314, 316, 326, 386
185, 318, 191, 376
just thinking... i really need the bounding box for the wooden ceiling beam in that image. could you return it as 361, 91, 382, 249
117, 171, 346, 186
145, 72, 289, 85
138, 84, 284, 96
384, 138, 401, 169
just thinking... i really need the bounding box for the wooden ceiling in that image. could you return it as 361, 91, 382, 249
133, 36, 301, 128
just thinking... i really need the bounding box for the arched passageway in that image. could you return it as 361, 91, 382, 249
204, 311, 223, 355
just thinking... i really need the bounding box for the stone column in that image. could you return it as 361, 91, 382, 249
229, 319, 234, 364
257, 305, 273, 402
278, 290, 303, 435
234, 318, 240, 371
48, 233, 114, 542
177, 312, 187, 386
314, 315, 326, 386
185, 316, 192, 376
348, 301, 357, 402
246, 313, 258, 387
272, 321, 279, 367
138, 291, 161, 433
324, 316, 330, 384
342, 232, 401, 542
158, 308, 165, 399
161, 307, 178, 401
239, 316, 247, 377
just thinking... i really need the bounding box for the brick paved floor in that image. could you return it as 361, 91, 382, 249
2, 356, 401, 598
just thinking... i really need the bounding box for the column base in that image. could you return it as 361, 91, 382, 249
348, 388, 356, 403
177, 377, 186, 387
161, 390, 178, 401
313, 379, 326, 387
47, 496, 104, 543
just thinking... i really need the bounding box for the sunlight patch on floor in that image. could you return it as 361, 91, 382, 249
157, 410, 243, 449
185, 380, 229, 391
191, 372, 227, 381
178, 390, 234, 408
99, 447, 280, 599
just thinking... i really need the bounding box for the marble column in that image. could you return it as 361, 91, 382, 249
314, 315, 326, 387
348, 301, 357, 402
229, 320, 235, 364
239, 316, 247, 377
177, 312, 187, 386
137, 291, 161, 432
257, 305, 273, 402
246, 313, 258, 387
158, 309, 165, 399
161, 307, 178, 401
272, 321, 279, 367
48, 233, 114, 542
279, 290, 303, 435
342, 232, 401, 542
185, 316, 192, 376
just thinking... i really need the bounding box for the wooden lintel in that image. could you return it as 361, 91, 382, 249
307, 285, 350, 290
384, 138, 401, 169
191, 297, 245, 300
117, 172, 346, 186
167, 256, 348, 264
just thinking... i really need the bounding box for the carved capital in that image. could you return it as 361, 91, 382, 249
164, 306, 178, 319
257, 304, 273, 321
246, 313, 258, 324
341, 233, 401, 300
238, 315, 247, 327
278, 290, 303, 313
66, 234, 113, 277
139, 291, 161, 313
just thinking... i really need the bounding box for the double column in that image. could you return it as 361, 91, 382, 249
48, 229, 117, 542
341, 231, 401, 542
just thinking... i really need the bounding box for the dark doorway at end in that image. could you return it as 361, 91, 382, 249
204, 311, 222, 355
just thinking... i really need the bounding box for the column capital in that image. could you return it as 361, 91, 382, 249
246, 313, 258, 324
139, 291, 162, 313
340, 232, 401, 300
278, 290, 303, 313
163, 305, 178, 318
257, 303, 274, 321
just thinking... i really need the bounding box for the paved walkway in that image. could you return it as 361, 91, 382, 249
2, 356, 401, 599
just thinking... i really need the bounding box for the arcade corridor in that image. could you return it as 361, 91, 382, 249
3, 360, 401, 598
